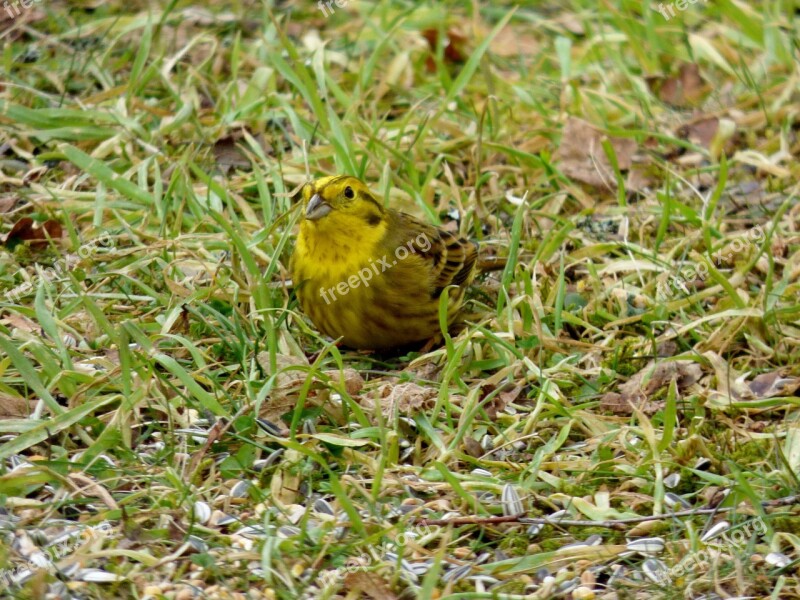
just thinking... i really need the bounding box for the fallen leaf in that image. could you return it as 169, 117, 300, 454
4, 217, 63, 248
422, 28, 468, 72
602, 360, 703, 415
648, 63, 707, 107
748, 371, 800, 399
257, 353, 311, 422
0, 393, 37, 419
0, 7, 46, 42
463, 436, 484, 458
555, 117, 638, 191
1, 312, 40, 333
363, 382, 437, 417
677, 116, 719, 149
489, 25, 538, 57
703, 351, 753, 407
626, 164, 658, 193
213, 132, 270, 172
325, 368, 364, 396
343, 571, 398, 600
480, 383, 522, 420
255, 353, 364, 422
0, 195, 17, 213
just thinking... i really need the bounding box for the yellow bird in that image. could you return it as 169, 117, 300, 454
290, 176, 479, 350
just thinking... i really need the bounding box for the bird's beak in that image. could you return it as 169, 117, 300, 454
305, 194, 332, 221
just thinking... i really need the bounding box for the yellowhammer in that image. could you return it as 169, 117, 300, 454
290, 175, 481, 350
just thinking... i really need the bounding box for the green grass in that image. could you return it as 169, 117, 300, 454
0, 0, 799, 598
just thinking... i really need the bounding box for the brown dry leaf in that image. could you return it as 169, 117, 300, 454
256, 353, 364, 421
0, 6, 46, 41
0, 195, 17, 213
0, 393, 36, 419
4, 217, 63, 248
462, 436, 483, 458
600, 392, 630, 415
342, 571, 398, 600
1, 311, 39, 333
556, 14, 586, 35
701, 352, 798, 406
649, 63, 708, 107
677, 116, 719, 150
480, 384, 522, 420
555, 117, 638, 191
748, 371, 800, 399
213, 132, 271, 173
657, 340, 678, 358
422, 28, 468, 72
374, 51, 412, 103
363, 382, 437, 417
324, 369, 365, 396
489, 25, 539, 57
601, 360, 703, 415
66, 473, 119, 510
626, 164, 658, 193
403, 360, 441, 382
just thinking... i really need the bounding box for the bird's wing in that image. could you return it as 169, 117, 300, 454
388, 211, 478, 296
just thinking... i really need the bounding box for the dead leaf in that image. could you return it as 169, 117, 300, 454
602, 360, 703, 415
325, 369, 364, 396
489, 25, 538, 57
677, 116, 719, 149
422, 28, 468, 72
463, 436, 484, 458
1, 312, 40, 333
648, 63, 708, 107
657, 340, 678, 358
748, 371, 800, 399
600, 392, 630, 415
626, 164, 657, 193
555, 117, 638, 191
213, 132, 270, 172
255, 353, 364, 422
343, 571, 398, 600
0, 195, 17, 213
270, 449, 302, 507
4, 217, 62, 248
0, 393, 37, 419
67, 473, 119, 510
703, 351, 752, 407
556, 14, 586, 36
0, 7, 46, 41
363, 382, 437, 417
480, 383, 522, 420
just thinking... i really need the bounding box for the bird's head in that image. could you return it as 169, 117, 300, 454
301, 176, 386, 230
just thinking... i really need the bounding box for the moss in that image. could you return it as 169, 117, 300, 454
727, 438, 772, 464
566, 525, 627, 544
769, 515, 800, 535
488, 579, 528, 594
558, 483, 594, 497
498, 531, 534, 554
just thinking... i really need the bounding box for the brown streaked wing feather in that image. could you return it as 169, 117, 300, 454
386, 210, 477, 296
437, 230, 478, 290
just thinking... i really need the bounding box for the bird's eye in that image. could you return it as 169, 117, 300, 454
344, 186, 354, 199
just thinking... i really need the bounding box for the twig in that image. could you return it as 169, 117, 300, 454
416, 494, 800, 530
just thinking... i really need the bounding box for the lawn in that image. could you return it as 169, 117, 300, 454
1, 1, 799, 598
